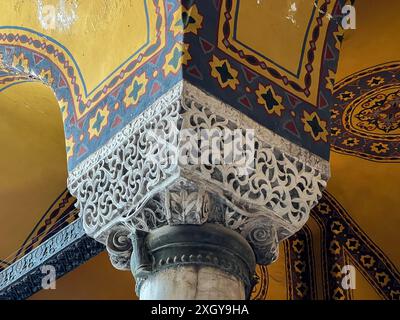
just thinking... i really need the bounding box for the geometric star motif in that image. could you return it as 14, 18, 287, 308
370, 142, 389, 154
318, 202, 331, 214
345, 238, 360, 251
375, 272, 390, 287
65, 135, 75, 160
292, 239, 305, 254
367, 76, 384, 87
89, 105, 109, 139
360, 255, 376, 268
302, 111, 328, 142
171, 4, 203, 36
124, 73, 148, 108
329, 240, 341, 255
330, 263, 342, 278
256, 84, 285, 116
342, 137, 360, 147
294, 260, 306, 273
330, 221, 345, 235
163, 43, 192, 77
325, 69, 336, 92
210, 55, 239, 90
337, 90, 355, 101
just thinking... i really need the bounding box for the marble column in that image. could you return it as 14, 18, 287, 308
139, 266, 246, 300
132, 224, 255, 300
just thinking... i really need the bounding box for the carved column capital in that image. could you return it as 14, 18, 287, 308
106, 226, 133, 271
68, 81, 328, 290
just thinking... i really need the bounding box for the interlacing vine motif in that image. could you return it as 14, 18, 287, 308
68, 83, 182, 240
69, 81, 327, 265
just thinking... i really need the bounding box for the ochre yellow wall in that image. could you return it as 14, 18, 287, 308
2, 0, 400, 300
336, 0, 400, 81
0, 82, 67, 262
328, 153, 400, 268
30, 252, 137, 300
0, 0, 154, 91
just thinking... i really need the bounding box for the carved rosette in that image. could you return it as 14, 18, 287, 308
68, 80, 329, 273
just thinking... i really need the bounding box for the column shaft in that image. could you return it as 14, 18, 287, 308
140, 266, 245, 300
131, 224, 256, 300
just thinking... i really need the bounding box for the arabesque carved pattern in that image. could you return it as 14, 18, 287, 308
69, 81, 327, 264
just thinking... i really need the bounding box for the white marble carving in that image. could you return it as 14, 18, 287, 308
68, 80, 329, 264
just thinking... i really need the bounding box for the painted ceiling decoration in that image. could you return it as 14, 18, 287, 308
331, 61, 400, 162
183, 0, 345, 161
2, 0, 400, 301
0, 0, 345, 271
249, 190, 400, 301
290, 191, 400, 300
0, 0, 170, 171
0, 0, 345, 173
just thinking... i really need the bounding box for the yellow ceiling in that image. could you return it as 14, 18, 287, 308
0, 0, 154, 92
0, 82, 67, 263
328, 152, 400, 268
27, 0, 400, 300
0, 0, 397, 300
236, 0, 315, 74
336, 0, 400, 81
30, 252, 137, 300
329, 0, 400, 268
